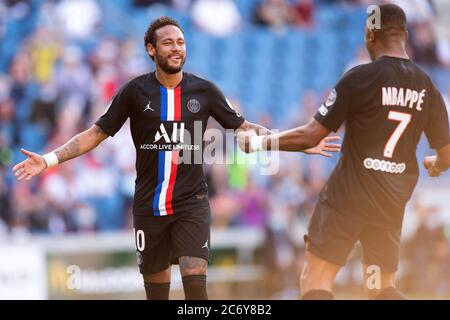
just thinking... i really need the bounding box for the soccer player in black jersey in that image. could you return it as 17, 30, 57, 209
241, 4, 450, 299
12, 17, 339, 300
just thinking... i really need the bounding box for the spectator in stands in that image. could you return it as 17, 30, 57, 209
172, 0, 194, 11
191, 0, 242, 37
0, 183, 8, 235
132, 0, 171, 7
54, 46, 92, 110
0, 93, 13, 231
292, 0, 315, 29
344, 46, 371, 72
28, 27, 60, 84
54, 0, 101, 39
263, 170, 301, 298
3, 0, 31, 21
409, 22, 440, 66
404, 202, 450, 295
292, 90, 319, 125
0, 77, 15, 148
253, 0, 294, 29
381, 0, 434, 26
41, 163, 80, 234
117, 39, 151, 80
9, 52, 41, 151
9, 178, 41, 234
433, 0, 450, 68
30, 81, 58, 134
238, 176, 269, 227
0, 3, 5, 41
91, 38, 121, 102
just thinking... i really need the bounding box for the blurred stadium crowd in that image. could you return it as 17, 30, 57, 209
1, 0, 450, 297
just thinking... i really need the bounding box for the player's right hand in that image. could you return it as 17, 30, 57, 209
423, 155, 442, 177
12, 149, 47, 181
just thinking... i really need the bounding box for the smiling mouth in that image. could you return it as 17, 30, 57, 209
169, 55, 182, 62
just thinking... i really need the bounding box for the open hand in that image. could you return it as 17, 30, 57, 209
303, 136, 341, 157
12, 149, 47, 181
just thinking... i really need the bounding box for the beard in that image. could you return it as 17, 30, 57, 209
155, 51, 186, 74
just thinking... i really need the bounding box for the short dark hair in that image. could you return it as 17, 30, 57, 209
379, 4, 407, 34
144, 16, 184, 48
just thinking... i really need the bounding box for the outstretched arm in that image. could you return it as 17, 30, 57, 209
238, 119, 341, 156
267, 119, 338, 152
237, 120, 273, 136
12, 125, 108, 181
423, 143, 450, 177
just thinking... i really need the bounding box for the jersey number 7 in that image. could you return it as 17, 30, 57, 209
384, 111, 412, 158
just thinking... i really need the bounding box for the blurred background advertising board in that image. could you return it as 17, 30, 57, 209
0, 244, 47, 300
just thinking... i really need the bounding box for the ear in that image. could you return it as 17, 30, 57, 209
146, 43, 156, 59
366, 29, 376, 43
404, 30, 409, 42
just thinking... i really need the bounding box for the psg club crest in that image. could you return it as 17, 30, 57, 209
187, 99, 201, 113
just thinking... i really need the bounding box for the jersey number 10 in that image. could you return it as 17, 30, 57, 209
384, 111, 411, 158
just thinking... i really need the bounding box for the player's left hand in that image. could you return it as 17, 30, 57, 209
303, 136, 341, 157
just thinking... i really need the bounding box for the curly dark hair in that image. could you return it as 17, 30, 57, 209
144, 16, 184, 48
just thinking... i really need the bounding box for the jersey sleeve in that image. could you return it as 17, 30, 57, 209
314, 72, 353, 132
425, 88, 450, 149
208, 82, 245, 130
95, 82, 133, 137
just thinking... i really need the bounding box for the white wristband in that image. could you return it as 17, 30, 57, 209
250, 135, 265, 152
43, 152, 59, 168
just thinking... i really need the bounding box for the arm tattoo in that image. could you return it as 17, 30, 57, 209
93, 125, 107, 137
54, 137, 82, 164
53, 125, 107, 164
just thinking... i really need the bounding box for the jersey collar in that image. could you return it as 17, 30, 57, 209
150, 71, 186, 89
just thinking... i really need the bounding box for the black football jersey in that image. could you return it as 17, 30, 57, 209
314, 56, 450, 228
95, 72, 244, 216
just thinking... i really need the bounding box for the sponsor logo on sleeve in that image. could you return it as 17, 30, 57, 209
318, 89, 337, 116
